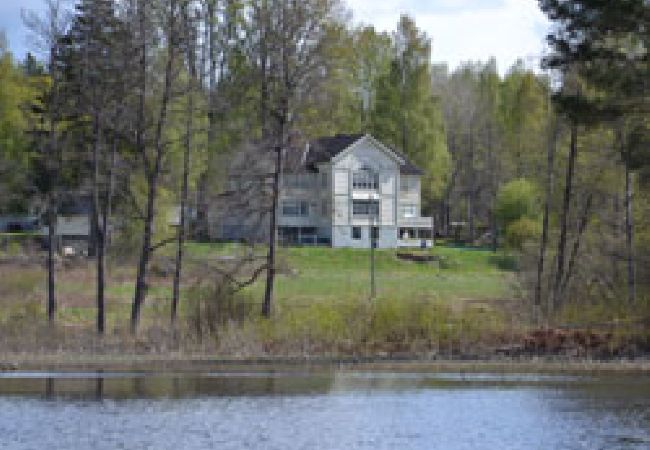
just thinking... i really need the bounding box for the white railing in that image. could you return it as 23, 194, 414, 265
398, 216, 433, 228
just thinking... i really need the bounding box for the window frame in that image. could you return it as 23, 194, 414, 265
352, 167, 378, 190
352, 199, 380, 217
400, 204, 417, 218
282, 200, 309, 217
400, 176, 416, 193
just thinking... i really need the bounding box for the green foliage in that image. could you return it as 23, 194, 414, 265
499, 66, 550, 177
239, 296, 506, 355
540, 0, 649, 119
0, 48, 36, 213
495, 178, 540, 226
495, 179, 541, 250
370, 15, 450, 201
111, 174, 177, 256
488, 253, 519, 271
505, 217, 541, 250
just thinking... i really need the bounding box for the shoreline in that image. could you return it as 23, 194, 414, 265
2, 354, 650, 374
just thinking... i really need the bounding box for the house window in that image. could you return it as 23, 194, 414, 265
282, 200, 309, 217
352, 167, 378, 190
353, 200, 379, 217
400, 204, 417, 218
321, 172, 328, 188
400, 176, 415, 192
284, 174, 313, 189
352, 226, 361, 240
321, 201, 329, 216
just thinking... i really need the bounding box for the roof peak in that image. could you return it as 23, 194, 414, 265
305, 133, 422, 175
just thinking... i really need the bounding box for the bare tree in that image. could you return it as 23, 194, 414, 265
23, 0, 72, 324
551, 118, 579, 312
535, 118, 559, 321
171, 2, 200, 323
248, 0, 342, 317
131, 0, 182, 332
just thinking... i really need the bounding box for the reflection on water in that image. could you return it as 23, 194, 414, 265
0, 370, 649, 450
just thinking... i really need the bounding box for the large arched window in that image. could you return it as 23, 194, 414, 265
352, 165, 378, 190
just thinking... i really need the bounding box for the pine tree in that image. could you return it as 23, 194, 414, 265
540, 0, 650, 304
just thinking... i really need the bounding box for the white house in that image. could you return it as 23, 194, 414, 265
215, 133, 434, 249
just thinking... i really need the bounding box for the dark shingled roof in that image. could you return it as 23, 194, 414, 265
306, 134, 365, 167
305, 134, 423, 175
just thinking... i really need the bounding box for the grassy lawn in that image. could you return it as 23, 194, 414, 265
258, 246, 514, 305
176, 243, 516, 311
0, 244, 517, 330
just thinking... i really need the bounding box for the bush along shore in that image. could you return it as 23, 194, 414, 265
2, 294, 649, 364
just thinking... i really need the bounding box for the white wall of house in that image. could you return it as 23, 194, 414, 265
57, 215, 90, 238
328, 136, 401, 248
217, 134, 432, 248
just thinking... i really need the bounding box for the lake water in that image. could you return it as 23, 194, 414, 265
1, 369, 649, 449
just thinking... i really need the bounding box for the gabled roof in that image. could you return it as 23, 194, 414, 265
306, 134, 365, 167
305, 133, 423, 175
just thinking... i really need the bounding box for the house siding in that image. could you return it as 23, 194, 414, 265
213, 134, 432, 248
332, 225, 398, 249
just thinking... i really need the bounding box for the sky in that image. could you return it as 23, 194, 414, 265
346, 0, 551, 74
0, 0, 46, 58
1, 0, 551, 75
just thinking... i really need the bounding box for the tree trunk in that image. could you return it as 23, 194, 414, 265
535, 120, 558, 320
467, 120, 476, 243
131, 172, 158, 331
207, 0, 217, 146
46, 193, 57, 324
171, 128, 190, 323
172, 18, 196, 323
105, 136, 117, 247
430, 201, 436, 246
552, 120, 578, 312
560, 192, 594, 295
486, 119, 498, 253
625, 160, 636, 304
132, 0, 176, 332
91, 113, 106, 334
490, 206, 498, 252
262, 144, 282, 318
467, 190, 475, 244
259, 0, 269, 132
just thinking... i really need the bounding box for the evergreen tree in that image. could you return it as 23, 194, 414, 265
540, 0, 650, 304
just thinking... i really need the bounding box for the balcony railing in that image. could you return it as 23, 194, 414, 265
398, 216, 433, 228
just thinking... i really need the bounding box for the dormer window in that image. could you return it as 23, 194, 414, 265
352, 166, 378, 190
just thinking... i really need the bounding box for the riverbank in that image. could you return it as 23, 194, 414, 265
3, 245, 648, 365
2, 354, 650, 374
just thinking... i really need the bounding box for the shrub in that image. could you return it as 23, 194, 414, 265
495, 178, 540, 225
186, 279, 255, 336
505, 217, 541, 250
489, 253, 519, 271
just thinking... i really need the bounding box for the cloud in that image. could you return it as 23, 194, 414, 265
398, 0, 506, 15
347, 0, 550, 74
